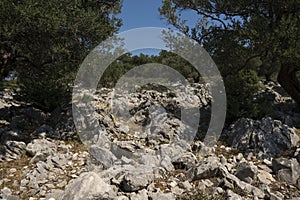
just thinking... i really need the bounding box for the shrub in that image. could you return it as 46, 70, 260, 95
225, 69, 269, 121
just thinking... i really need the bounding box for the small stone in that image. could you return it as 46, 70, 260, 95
1, 187, 12, 196
257, 170, 276, 185
117, 196, 129, 200
203, 179, 214, 187
263, 159, 272, 166
270, 191, 284, 200
149, 191, 175, 200
58, 144, 69, 153
46, 183, 55, 189
171, 186, 184, 195
225, 147, 232, 152
178, 181, 193, 191
222, 179, 234, 190
70, 174, 78, 178
30, 152, 47, 164
236, 153, 244, 161
130, 189, 148, 200
9, 168, 17, 173
220, 155, 227, 164
197, 181, 206, 190
39, 190, 46, 196
72, 153, 78, 160
57, 180, 67, 188
214, 187, 224, 195
226, 189, 242, 200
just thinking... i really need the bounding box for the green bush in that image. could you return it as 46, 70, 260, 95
1, 0, 121, 112
225, 69, 270, 121
18, 69, 73, 112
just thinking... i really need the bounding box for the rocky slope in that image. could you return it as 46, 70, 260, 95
0, 82, 299, 200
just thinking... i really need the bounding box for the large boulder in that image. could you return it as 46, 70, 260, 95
187, 156, 227, 180
60, 172, 117, 200
272, 158, 300, 184
235, 161, 258, 184
225, 117, 299, 159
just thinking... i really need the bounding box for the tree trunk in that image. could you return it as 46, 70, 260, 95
277, 63, 300, 104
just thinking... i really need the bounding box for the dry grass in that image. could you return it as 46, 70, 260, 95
0, 155, 32, 196
214, 141, 239, 159
0, 140, 88, 199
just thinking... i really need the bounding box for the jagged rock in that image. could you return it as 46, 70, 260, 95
137, 154, 174, 172
1, 187, 12, 196
202, 179, 214, 187
29, 152, 48, 164
60, 172, 117, 200
0, 141, 26, 161
270, 191, 285, 200
187, 156, 227, 180
148, 190, 176, 200
226, 189, 243, 200
89, 145, 117, 168
120, 170, 155, 192
159, 142, 196, 170
171, 186, 184, 195
235, 161, 258, 183
213, 187, 225, 197
272, 158, 300, 184
51, 154, 68, 169
130, 189, 148, 200
178, 181, 193, 191
225, 117, 299, 159
224, 173, 265, 198
0, 187, 19, 200
2, 82, 300, 199
257, 169, 276, 185
26, 139, 56, 157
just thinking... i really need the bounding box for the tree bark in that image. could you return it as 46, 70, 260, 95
277, 63, 300, 104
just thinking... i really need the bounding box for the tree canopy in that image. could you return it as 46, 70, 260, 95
159, 0, 300, 105
0, 0, 122, 111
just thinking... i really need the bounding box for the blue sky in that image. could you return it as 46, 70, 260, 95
117, 0, 169, 32
117, 0, 198, 55
118, 0, 198, 31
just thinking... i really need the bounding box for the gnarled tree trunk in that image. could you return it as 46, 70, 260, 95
277, 63, 300, 104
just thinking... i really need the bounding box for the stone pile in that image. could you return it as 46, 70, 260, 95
0, 82, 299, 199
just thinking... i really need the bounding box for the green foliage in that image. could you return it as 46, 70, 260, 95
0, 0, 121, 111
98, 50, 201, 88
159, 0, 300, 119
158, 50, 201, 82
225, 69, 270, 120
18, 69, 73, 111
99, 53, 152, 87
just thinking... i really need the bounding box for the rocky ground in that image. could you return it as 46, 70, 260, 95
0, 81, 300, 200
